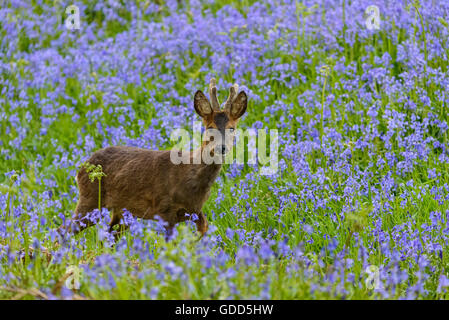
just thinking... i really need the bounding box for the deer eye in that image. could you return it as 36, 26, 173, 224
229, 128, 235, 132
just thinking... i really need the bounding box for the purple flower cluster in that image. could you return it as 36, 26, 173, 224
1, 0, 449, 299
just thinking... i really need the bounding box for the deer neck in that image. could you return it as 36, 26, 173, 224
187, 142, 222, 192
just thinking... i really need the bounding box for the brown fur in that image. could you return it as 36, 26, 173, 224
62, 79, 247, 240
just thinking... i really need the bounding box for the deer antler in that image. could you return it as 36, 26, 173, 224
224, 83, 239, 112
208, 78, 221, 112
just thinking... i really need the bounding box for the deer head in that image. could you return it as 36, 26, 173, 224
194, 78, 247, 158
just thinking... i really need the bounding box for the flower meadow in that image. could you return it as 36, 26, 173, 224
1, 0, 449, 300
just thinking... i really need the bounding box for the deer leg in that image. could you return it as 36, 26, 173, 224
108, 209, 121, 232
58, 196, 98, 236
173, 209, 208, 238
195, 211, 208, 238
164, 223, 175, 241
162, 209, 208, 241
108, 210, 129, 241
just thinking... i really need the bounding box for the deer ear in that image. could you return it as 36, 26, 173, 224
230, 91, 247, 119
194, 90, 213, 118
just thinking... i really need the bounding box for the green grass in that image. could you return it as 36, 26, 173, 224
1, 0, 449, 299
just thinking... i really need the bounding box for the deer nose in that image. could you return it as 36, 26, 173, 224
221, 146, 227, 155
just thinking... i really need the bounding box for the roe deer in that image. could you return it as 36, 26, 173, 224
60, 78, 247, 240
